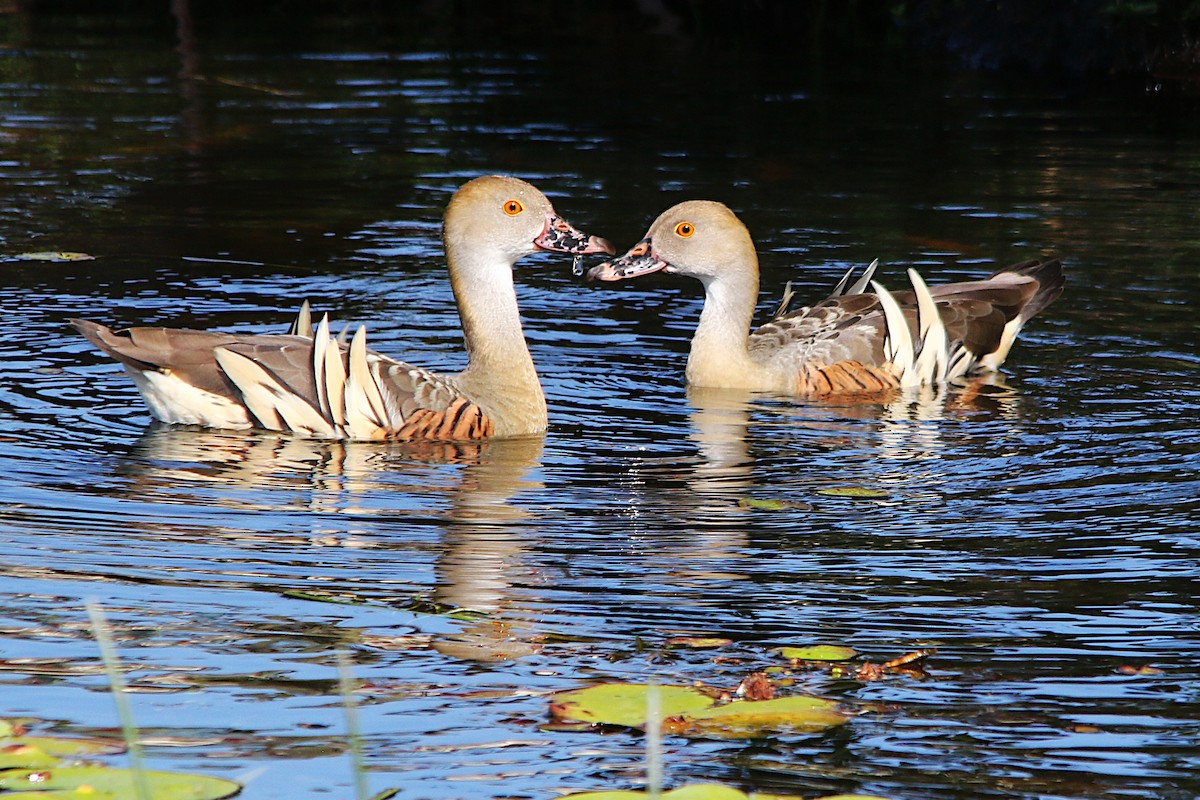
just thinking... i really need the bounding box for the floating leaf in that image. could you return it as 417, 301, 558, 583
880, 649, 934, 669
540, 721, 597, 733
0, 735, 124, 769
0, 745, 59, 770
549, 685, 845, 740
282, 590, 364, 606
662, 695, 847, 739
735, 672, 776, 701
367, 790, 402, 800
816, 487, 888, 498
565, 784, 755, 800
402, 597, 489, 622
666, 637, 733, 649
777, 645, 858, 662
565, 784, 819, 799
549, 683, 715, 728
737, 498, 810, 511
852, 648, 936, 681
0, 766, 239, 799
432, 632, 542, 662
11, 251, 95, 262
1116, 665, 1164, 676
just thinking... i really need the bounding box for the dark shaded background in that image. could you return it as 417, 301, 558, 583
8, 0, 1200, 85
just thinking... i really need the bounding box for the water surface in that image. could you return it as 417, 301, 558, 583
1, 11, 1198, 800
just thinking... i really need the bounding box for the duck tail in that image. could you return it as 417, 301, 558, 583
998, 258, 1065, 324
978, 258, 1065, 372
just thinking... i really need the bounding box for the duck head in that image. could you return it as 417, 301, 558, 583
587, 200, 755, 284
444, 175, 614, 264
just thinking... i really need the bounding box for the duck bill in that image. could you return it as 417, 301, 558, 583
585, 237, 669, 281
536, 213, 615, 255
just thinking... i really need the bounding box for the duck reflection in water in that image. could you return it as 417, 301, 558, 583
117, 426, 548, 661
684, 375, 1028, 514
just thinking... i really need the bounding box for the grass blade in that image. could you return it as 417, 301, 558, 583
86, 599, 152, 800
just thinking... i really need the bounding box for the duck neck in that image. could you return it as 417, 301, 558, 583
686, 265, 763, 388
447, 244, 547, 434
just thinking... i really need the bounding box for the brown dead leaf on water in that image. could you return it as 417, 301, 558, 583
358, 634, 431, 651
711, 655, 747, 666
852, 648, 936, 681
734, 671, 776, 701
883, 649, 935, 669
1116, 664, 1164, 676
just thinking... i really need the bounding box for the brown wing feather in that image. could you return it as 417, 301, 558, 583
751, 293, 888, 365
71, 320, 301, 400
219, 338, 325, 407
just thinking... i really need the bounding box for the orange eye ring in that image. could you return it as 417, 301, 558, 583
503, 199, 524, 216
674, 221, 695, 237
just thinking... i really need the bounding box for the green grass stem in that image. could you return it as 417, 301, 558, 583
336, 648, 370, 800
86, 599, 153, 800
645, 679, 663, 799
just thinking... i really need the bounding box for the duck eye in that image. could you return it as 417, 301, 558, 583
674, 221, 695, 237
503, 199, 524, 216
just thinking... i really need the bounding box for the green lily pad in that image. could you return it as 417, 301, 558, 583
0, 735, 126, 769
12, 251, 95, 262
816, 487, 888, 498
737, 498, 810, 511
549, 685, 846, 739
403, 597, 489, 622
0, 766, 240, 799
549, 683, 715, 728
777, 645, 858, 661
565, 785, 814, 800
566, 785, 753, 800
663, 695, 847, 739
666, 637, 733, 649
281, 590, 365, 606
0, 745, 59, 770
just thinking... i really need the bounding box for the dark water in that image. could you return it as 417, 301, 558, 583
2, 10, 1199, 800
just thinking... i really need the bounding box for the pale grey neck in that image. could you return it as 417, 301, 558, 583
445, 245, 546, 435
450, 247, 539, 383
687, 270, 761, 382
